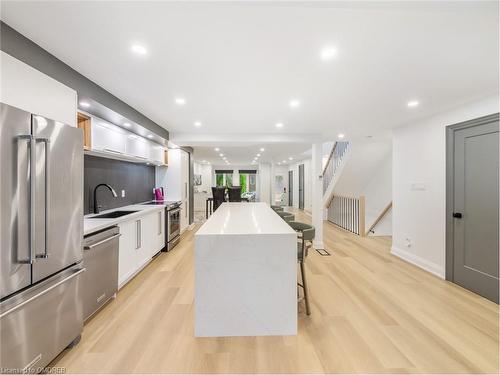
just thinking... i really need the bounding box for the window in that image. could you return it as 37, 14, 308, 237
239, 170, 257, 194
215, 170, 233, 187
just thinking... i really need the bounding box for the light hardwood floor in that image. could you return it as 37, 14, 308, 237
54, 208, 499, 373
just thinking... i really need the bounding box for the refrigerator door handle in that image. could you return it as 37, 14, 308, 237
35, 137, 50, 259
18, 134, 36, 264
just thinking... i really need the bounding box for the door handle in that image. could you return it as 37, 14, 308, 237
84, 234, 121, 250
17, 135, 35, 264
36, 137, 50, 259
453, 212, 463, 219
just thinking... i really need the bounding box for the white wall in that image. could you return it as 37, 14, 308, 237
259, 163, 272, 204
194, 162, 212, 193
0, 51, 77, 126
362, 155, 392, 235
392, 95, 499, 278
333, 138, 392, 197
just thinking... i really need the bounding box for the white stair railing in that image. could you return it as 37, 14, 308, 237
322, 141, 349, 194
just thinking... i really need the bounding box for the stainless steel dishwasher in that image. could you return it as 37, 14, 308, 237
82, 226, 120, 321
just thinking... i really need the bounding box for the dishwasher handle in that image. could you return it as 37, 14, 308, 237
84, 233, 121, 251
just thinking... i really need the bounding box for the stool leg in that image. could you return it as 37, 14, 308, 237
300, 261, 311, 315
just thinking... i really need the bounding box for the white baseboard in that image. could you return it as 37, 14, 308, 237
390, 246, 445, 279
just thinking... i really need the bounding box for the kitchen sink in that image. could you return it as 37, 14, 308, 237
92, 210, 138, 219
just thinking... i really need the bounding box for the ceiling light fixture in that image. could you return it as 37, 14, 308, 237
275, 122, 284, 128
260, 148, 265, 152
320, 46, 337, 61
289, 99, 300, 108
257, 153, 261, 157
214, 147, 220, 152
79, 101, 90, 108
147, 134, 153, 138
407, 100, 419, 108
338, 133, 345, 139
289, 157, 293, 160
282, 160, 286, 163
131, 44, 147, 56
175, 98, 186, 105
219, 153, 224, 157
194, 121, 202, 127
123, 122, 131, 128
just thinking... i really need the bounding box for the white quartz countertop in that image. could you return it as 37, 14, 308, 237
84, 203, 166, 236
196, 202, 295, 235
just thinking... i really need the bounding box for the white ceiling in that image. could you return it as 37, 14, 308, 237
193, 142, 312, 165
1, 1, 498, 161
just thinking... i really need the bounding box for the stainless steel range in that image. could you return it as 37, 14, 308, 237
142, 200, 181, 251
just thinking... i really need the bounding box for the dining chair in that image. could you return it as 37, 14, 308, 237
211, 187, 226, 211
228, 186, 242, 202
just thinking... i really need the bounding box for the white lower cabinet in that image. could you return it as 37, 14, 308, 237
117, 209, 166, 288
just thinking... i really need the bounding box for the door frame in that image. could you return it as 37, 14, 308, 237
445, 112, 499, 281
298, 164, 305, 210
288, 170, 293, 207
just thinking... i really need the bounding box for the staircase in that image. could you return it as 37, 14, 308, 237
321, 138, 392, 237
322, 141, 350, 206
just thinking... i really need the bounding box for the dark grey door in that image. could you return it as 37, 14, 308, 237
32, 115, 83, 282
448, 114, 499, 303
0, 103, 32, 298
288, 170, 293, 206
298, 164, 305, 210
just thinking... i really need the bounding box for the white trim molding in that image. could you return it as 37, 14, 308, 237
391, 246, 445, 279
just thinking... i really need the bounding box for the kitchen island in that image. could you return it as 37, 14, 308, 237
195, 202, 297, 337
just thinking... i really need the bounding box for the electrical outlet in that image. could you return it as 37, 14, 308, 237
121, 190, 126, 198
405, 238, 412, 247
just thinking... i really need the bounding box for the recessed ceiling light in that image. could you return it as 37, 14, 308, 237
194, 121, 202, 127
260, 148, 265, 152
79, 101, 90, 108
320, 46, 337, 61
289, 99, 300, 108
214, 147, 220, 152
123, 122, 131, 128
175, 98, 186, 105
338, 133, 345, 139
128, 135, 138, 139
282, 160, 287, 163
407, 100, 419, 108
277, 162, 281, 165
219, 153, 224, 157
202, 160, 207, 163
131, 44, 147, 55
257, 153, 261, 157
289, 157, 293, 160
275, 122, 284, 128
147, 134, 153, 138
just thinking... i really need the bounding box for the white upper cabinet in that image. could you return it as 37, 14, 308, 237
126, 135, 150, 160
81, 112, 167, 165
149, 143, 165, 164
92, 122, 127, 154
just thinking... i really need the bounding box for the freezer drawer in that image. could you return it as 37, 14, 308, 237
82, 226, 120, 321
0, 265, 84, 373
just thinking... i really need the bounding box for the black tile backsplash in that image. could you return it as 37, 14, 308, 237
84, 155, 155, 214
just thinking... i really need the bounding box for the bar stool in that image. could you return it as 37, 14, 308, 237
288, 221, 315, 316
277, 211, 295, 222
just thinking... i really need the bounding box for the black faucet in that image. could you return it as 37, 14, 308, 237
93, 183, 118, 214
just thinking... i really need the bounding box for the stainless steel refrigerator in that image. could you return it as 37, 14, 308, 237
0, 103, 84, 372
